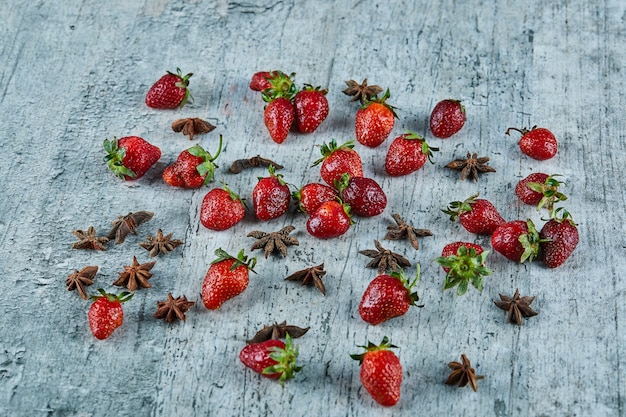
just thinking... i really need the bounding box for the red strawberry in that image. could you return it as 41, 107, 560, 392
384, 131, 438, 176
350, 336, 402, 407
436, 242, 491, 295
294, 84, 329, 133
262, 71, 297, 143
312, 139, 364, 187
201, 248, 256, 310
337, 175, 387, 217
539, 208, 579, 268
306, 200, 351, 239
442, 194, 505, 235
292, 182, 338, 214
515, 173, 567, 211
239, 334, 303, 384
253, 166, 291, 221
88, 289, 133, 340
429, 99, 466, 138
355, 89, 397, 148
359, 269, 421, 325
103, 136, 161, 180
200, 185, 246, 231
145, 68, 193, 109
249, 71, 272, 91
491, 219, 541, 263
505, 126, 558, 160
162, 137, 222, 188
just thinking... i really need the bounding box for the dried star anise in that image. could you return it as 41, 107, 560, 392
285, 263, 327, 295
153, 293, 195, 323
112, 256, 156, 291
246, 321, 310, 344
446, 354, 484, 392
343, 79, 383, 104
359, 240, 411, 273
248, 225, 299, 258
229, 155, 284, 174
107, 211, 154, 244
66, 265, 98, 299
384, 213, 433, 251
139, 229, 184, 257
171, 117, 216, 140
71, 226, 109, 250
445, 152, 496, 181
494, 288, 539, 325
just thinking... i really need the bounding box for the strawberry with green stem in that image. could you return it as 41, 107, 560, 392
436, 242, 491, 295
491, 219, 542, 263
239, 333, 303, 384
355, 88, 397, 148
430, 99, 466, 138
145, 68, 193, 109
506, 125, 558, 160
294, 84, 329, 133
253, 165, 291, 221
312, 139, 364, 187
336, 174, 387, 218
292, 182, 338, 215
443, 194, 505, 235
540, 208, 579, 268
306, 200, 352, 239
262, 71, 297, 144
200, 184, 246, 231
88, 289, 133, 340
162, 135, 223, 188
515, 173, 567, 214
201, 248, 256, 310
385, 131, 439, 176
103, 136, 162, 180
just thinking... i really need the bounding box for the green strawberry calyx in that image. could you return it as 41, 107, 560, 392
221, 182, 247, 209
517, 219, 544, 263
90, 288, 134, 304
441, 193, 479, 221
312, 139, 356, 166
389, 264, 423, 306
403, 130, 439, 164
211, 248, 257, 273
350, 336, 397, 364
360, 88, 399, 119
436, 245, 491, 295
526, 174, 567, 214
188, 134, 223, 185
262, 333, 304, 385
261, 71, 297, 102
299, 83, 328, 95
103, 137, 136, 179
169, 68, 194, 108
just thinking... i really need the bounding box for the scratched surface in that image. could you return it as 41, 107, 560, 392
1, 0, 625, 416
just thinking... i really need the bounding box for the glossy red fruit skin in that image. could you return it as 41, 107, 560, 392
356, 102, 395, 147
491, 220, 529, 262
145, 71, 191, 109
249, 71, 272, 91
320, 148, 363, 187
200, 188, 245, 231
264, 97, 295, 144
429, 99, 466, 138
340, 177, 387, 217
162, 150, 205, 188
306, 201, 351, 239
294, 183, 338, 214
508, 127, 558, 160
459, 199, 505, 235
201, 258, 250, 309
540, 219, 579, 268
359, 274, 411, 325
117, 136, 161, 180
253, 176, 290, 221
88, 298, 124, 340
239, 339, 285, 379
361, 349, 402, 406
294, 89, 329, 133
515, 173, 550, 205
440, 242, 485, 273
384, 134, 429, 176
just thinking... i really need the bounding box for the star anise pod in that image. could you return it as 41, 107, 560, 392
342, 79, 383, 104
445, 152, 496, 181
171, 117, 216, 140
285, 263, 327, 295
359, 240, 411, 273
246, 321, 310, 344
229, 155, 284, 174
248, 225, 299, 258
153, 293, 195, 323
139, 229, 184, 257
384, 213, 433, 250
494, 288, 539, 325
112, 256, 156, 291
446, 354, 484, 392
66, 265, 98, 299
107, 211, 154, 244
71, 226, 109, 250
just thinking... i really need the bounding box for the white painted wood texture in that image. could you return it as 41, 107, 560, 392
1, 0, 625, 416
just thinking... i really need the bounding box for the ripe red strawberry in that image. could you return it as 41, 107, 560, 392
436, 242, 491, 295
313, 139, 364, 187
201, 248, 256, 310
103, 136, 161, 180
443, 194, 505, 235
506, 126, 558, 160
384, 131, 438, 176
239, 334, 303, 384
162, 137, 222, 188
253, 166, 291, 221
337, 175, 387, 217
491, 219, 541, 263
200, 185, 246, 231
249, 71, 272, 91
515, 173, 567, 211
145, 68, 193, 109
350, 336, 402, 407
294, 84, 329, 133
355, 89, 397, 148
359, 269, 420, 325
292, 182, 338, 214
429, 99, 466, 138
540, 208, 579, 268
88, 289, 133, 340
262, 71, 297, 143
306, 200, 351, 239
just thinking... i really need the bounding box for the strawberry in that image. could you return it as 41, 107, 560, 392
239, 333, 303, 384
262, 71, 297, 143
505, 126, 558, 160
292, 182, 338, 214
359, 268, 421, 325
384, 131, 438, 176
515, 173, 567, 212
491, 219, 541, 263
200, 184, 246, 231
436, 242, 491, 295
312, 139, 364, 187
294, 84, 329, 133
252, 165, 291, 221
539, 208, 579, 268
306, 200, 351, 239
337, 174, 387, 217
145, 68, 193, 109
355, 89, 397, 148
162, 136, 222, 188
201, 248, 256, 310
103, 136, 161, 180
429, 99, 466, 138
350, 336, 402, 407
442, 194, 505, 235
249, 71, 272, 91
88, 289, 133, 340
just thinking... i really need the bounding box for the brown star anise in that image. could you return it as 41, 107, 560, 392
445, 152, 496, 181
112, 256, 156, 291
139, 229, 184, 257
229, 155, 284, 174
494, 288, 539, 325
66, 265, 98, 299
171, 117, 216, 140
359, 240, 411, 273
71, 226, 109, 250
446, 354, 484, 392
107, 211, 154, 244
384, 213, 433, 250
153, 293, 195, 323
342, 79, 383, 104
285, 263, 327, 295
248, 225, 299, 258
246, 321, 310, 344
